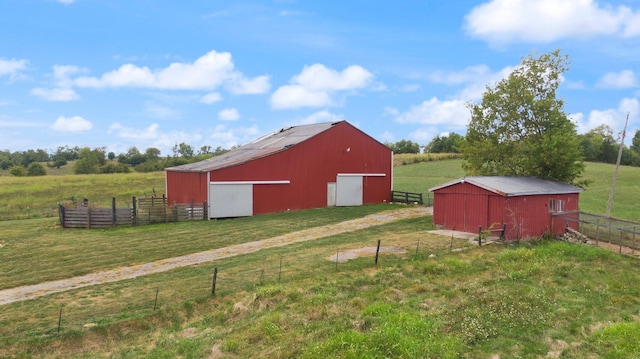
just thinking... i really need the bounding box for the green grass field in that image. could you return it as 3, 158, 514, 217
0, 158, 639, 357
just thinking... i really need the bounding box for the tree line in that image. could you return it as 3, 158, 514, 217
0, 143, 234, 176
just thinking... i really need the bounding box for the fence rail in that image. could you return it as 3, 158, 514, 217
553, 211, 640, 254
59, 197, 208, 228
391, 190, 428, 205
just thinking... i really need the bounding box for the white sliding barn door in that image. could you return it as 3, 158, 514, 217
336, 175, 363, 206
209, 183, 253, 218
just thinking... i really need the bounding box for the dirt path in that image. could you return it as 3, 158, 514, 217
0, 206, 432, 306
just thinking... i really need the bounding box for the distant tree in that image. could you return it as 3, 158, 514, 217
8, 165, 26, 177
172, 142, 195, 158
100, 162, 131, 174
107, 151, 116, 161
73, 147, 103, 174
118, 147, 146, 166
27, 162, 46, 176
0, 151, 12, 169
198, 145, 212, 156
631, 129, 640, 154
387, 140, 421, 154
144, 147, 161, 162
425, 133, 464, 153
579, 125, 617, 163
460, 49, 585, 185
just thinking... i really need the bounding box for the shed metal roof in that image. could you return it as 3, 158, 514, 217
166, 121, 339, 172
429, 176, 583, 197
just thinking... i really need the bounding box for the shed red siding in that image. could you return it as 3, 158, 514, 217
432, 180, 581, 240
166, 121, 392, 216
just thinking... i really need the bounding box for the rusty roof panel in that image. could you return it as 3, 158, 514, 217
429, 176, 583, 196
166, 121, 339, 172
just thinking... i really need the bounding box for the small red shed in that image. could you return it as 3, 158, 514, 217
166, 121, 392, 218
429, 176, 583, 240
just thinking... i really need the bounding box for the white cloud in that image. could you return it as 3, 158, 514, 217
270, 64, 373, 109
571, 98, 640, 142
144, 103, 180, 119
227, 75, 270, 94
295, 110, 345, 125
57, 0, 75, 4
109, 123, 160, 140
209, 124, 261, 148
200, 92, 222, 104
51, 116, 93, 132
391, 97, 470, 129
464, 0, 640, 45
218, 108, 240, 121
30, 87, 80, 101
73, 50, 268, 93
0, 58, 28, 80
597, 70, 638, 89
427, 64, 514, 100
271, 85, 331, 109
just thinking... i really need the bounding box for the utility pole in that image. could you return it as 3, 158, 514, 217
606, 112, 630, 217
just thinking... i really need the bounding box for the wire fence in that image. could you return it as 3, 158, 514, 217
0, 236, 470, 341
554, 211, 640, 254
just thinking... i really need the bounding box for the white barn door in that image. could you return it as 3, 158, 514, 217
209, 184, 253, 218
336, 175, 363, 206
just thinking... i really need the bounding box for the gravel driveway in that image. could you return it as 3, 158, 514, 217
0, 206, 432, 306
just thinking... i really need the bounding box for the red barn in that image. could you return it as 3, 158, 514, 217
165, 121, 392, 218
430, 176, 583, 240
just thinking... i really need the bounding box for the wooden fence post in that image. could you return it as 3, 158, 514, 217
173, 200, 178, 223
57, 307, 62, 335
500, 223, 507, 240
375, 239, 381, 265
58, 205, 65, 228
203, 201, 208, 220
211, 267, 218, 296
478, 226, 482, 246
132, 196, 137, 226
86, 200, 91, 229
112, 197, 116, 227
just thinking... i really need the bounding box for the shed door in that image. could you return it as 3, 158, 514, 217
209, 184, 253, 218
336, 176, 363, 206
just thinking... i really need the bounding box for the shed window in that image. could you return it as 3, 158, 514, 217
550, 199, 564, 212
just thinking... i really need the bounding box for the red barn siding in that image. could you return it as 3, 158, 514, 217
166, 171, 207, 204
167, 121, 391, 216
433, 181, 581, 240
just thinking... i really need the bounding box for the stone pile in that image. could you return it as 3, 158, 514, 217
558, 227, 594, 245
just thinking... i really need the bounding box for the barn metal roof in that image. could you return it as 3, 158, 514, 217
429, 176, 583, 196
166, 121, 340, 172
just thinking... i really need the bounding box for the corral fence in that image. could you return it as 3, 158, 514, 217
391, 190, 431, 206
553, 211, 640, 254
58, 196, 208, 229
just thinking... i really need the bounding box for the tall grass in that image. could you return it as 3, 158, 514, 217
0, 172, 165, 220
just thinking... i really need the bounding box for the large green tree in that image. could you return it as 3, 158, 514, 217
460, 49, 585, 185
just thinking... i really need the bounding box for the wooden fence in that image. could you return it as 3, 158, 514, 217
59, 196, 208, 229
391, 190, 429, 205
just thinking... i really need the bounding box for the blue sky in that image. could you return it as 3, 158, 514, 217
1, 0, 640, 155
